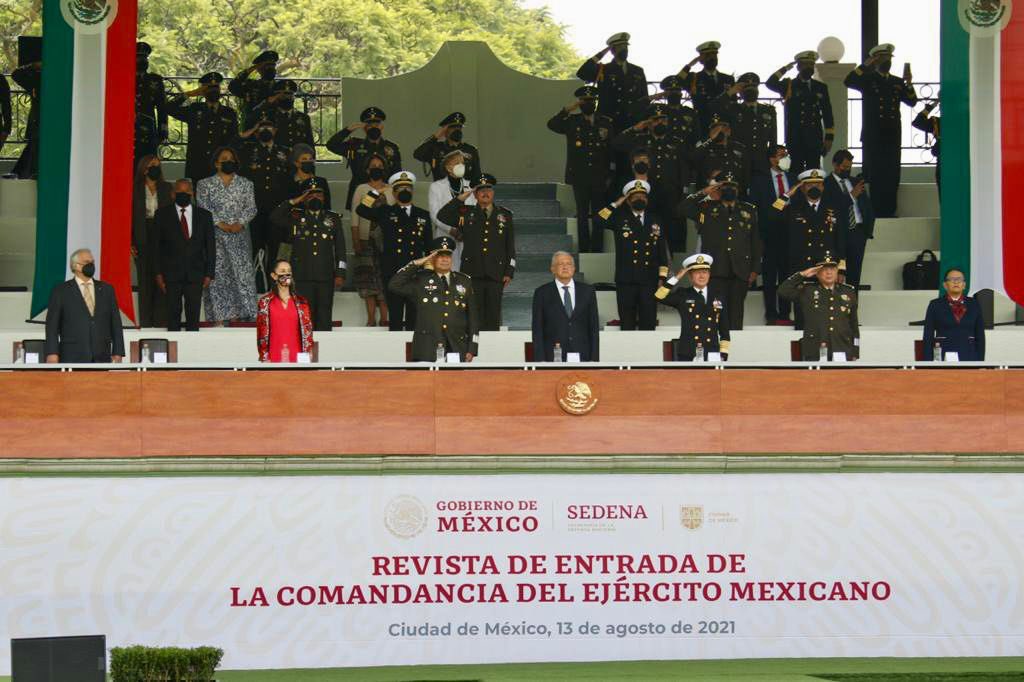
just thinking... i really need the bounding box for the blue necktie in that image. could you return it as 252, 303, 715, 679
562, 285, 573, 317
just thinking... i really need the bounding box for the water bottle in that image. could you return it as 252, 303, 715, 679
933, 341, 943, 362
281, 343, 291, 364
141, 342, 149, 364
436, 342, 445, 363
694, 342, 705, 363
553, 342, 563, 363
819, 342, 829, 362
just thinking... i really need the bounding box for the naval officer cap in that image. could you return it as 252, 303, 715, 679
389, 170, 416, 188
683, 253, 714, 270
606, 32, 630, 46
660, 75, 685, 91
252, 50, 279, 65
623, 179, 651, 197
696, 41, 721, 53
795, 50, 819, 62
869, 43, 895, 57
473, 173, 498, 190
575, 84, 599, 99
798, 168, 825, 183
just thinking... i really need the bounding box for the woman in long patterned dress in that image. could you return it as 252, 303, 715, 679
197, 146, 258, 324
349, 153, 392, 326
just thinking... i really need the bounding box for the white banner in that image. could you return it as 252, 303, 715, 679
1, 473, 1023, 673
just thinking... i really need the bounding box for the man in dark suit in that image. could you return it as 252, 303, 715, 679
156, 179, 216, 331
531, 251, 600, 362
923, 268, 985, 361
824, 149, 875, 290
44, 249, 126, 363
750, 145, 797, 324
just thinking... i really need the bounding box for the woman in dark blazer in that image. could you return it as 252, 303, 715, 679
132, 154, 174, 327
923, 268, 985, 361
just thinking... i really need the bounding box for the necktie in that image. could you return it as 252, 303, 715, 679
776, 173, 786, 198
841, 180, 857, 229
180, 208, 190, 240
697, 288, 706, 304
562, 285, 573, 317
442, 274, 450, 292
82, 280, 95, 316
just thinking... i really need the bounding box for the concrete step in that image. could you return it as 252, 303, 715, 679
896, 182, 939, 218
871, 217, 940, 251
516, 217, 569, 235
517, 233, 572, 254
494, 183, 558, 201
0, 179, 36, 218
499, 199, 561, 217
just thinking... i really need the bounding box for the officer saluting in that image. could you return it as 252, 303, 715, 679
270, 80, 314, 150
229, 50, 279, 130
326, 106, 402, 209
779, 252, 859, 361
166, 72, 239, 182
712, 73, 777, 176
678, 41, 735, 136
773, 169, 845, 276
389, 236, 479, 362
692, 113, 750, 192
135, 42, 168, 161
655, 253, 730, 361
437, 173, 515, 331
414, 112, 483, 183
270, 177, 346, 331
355, 170, 433, 331
576, 32, 648, 133
767, 51, 835, 174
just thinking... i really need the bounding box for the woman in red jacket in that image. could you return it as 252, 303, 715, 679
257, 259, 314, 362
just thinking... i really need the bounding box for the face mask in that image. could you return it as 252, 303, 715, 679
704, 56, 718, 70
206, 90, 222, 101
630, 199, 647, 212
837, 168, 851, 179
366, 127, 382, 141
257, 129, 274, 143
278, 98, 293, 110
276, 274, 291, 286
633, 161, 649, 175
580, 101, 597, 115
220, 160, 238, 175
720, 187, 738, 201
261, 67, 276, 80
451, 163, 466, 179
368, 167, 386, 181
145, 166, 162, 180
742, 89, 758, 102
174, 192, 191, 207
777, 156, 792, 172
614, 47, 629, 61
653, 123, 668, 136
806, 186, 823, 200
798, 67, 814, 79
299, 161, 315, 174
448, 128, 464, 143
665, 93, 682, 106
81, 262, 96, 278
136, 58, 148, 72
306, 197, 323, 212
878, 60, 892, 73
397, 189, 413, 203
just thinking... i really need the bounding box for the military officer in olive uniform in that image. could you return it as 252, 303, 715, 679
655, 253, 730, 361
437, 173, 515, 331
135, 42, 168, 161
576, 32, 648, 134
678, 41, 735, 136
547, 85, 614, 253
612, 104, 693, 253
270, 80, 313, 150
844, 43, 917, 217
229, 50, 279, 130
692, 113, 750, 192
679, 172, 761, 330
767, 51, 836, 175
238, 119, 292, 290
779, 253, 859, 361
270, 177, 347, 331
326, 106, 402, 209
595, 180, 670, 331
166, 72, 239, 182
389, 236, 479, 362
712, 73, 777, 176
355, 171, 433, 331
413, 112, 482, 184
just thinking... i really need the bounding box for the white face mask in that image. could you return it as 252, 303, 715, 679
451, 163, 466, 179
778, 156, 792, 172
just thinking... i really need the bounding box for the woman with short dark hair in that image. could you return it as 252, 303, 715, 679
923, 268, 985, 361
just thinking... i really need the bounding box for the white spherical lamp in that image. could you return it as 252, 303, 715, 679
818, 36, 845, 63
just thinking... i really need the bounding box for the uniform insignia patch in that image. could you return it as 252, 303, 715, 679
455, 284, 466, 295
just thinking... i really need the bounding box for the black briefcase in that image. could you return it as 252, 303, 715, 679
902, 249, 939, 290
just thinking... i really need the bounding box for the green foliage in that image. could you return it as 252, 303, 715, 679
109, 645, 224, 682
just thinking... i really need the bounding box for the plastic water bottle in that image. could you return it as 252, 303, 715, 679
281, 343, 291, 364
553, 342, 563, 363
694, 342, 705, 363
141, 342, 149, 364
819, 342, 829, 362
436, 343, 445, 363
934, 341, 943, 362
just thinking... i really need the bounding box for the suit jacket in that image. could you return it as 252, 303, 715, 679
131, 179, 173, 250
923, 296, 985, 361
157, 202, 217, 284
750, 169, 798, 241
531, 280, 600, 362
823, 174, 876, 239
44, 279, 126, 362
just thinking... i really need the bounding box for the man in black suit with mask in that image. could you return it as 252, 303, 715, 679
44, 249, 126, 363
532, 251, 600, 362
823, 149, 874, 290
156, 178, 216, 331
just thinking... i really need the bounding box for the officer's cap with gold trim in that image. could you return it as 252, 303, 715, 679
715, 171, 739, 187
869, 43, 895, 57
299, 177, 327, 194
252, 50, 279, 66
272, 79, 298, 93
696, 41, 721, 53
738, 72, 760, 86
660, 75, 685, 91
136, 42, 152, 57
606, 32, 630, 46
388, 170, 416, 188
798, 168, 825, 183
432, 236, 457, 254
795, 50, 819, 62
683, 253, 714, 271
574, 85, 599, 99
473, 173, 498, 191
199, 72, 224, 85
709, 112, 731, 128
439, 111, 467, 127
816, 251, 840, 267
623, 179, 651, 197
361, 106, 386, 123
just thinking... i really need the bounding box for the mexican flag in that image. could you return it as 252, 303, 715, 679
941, 0, 1023, 304
30, 0, 138, 321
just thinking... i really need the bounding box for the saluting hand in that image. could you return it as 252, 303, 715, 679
334, 276, 344, 288
786, 180, 805, 198
434, 127, 447, 141
347, 122, 363, 133
799, 265, 822, 278
413, 250, 438, 267
457, 190, 473, 202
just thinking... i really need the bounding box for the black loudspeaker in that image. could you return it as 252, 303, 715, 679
11, 635, 106, 682
17, 36, 42, 66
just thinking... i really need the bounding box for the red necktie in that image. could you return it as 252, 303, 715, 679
949, 297, 966, 323
180, 208, 190, 240
775, 173, 786, 198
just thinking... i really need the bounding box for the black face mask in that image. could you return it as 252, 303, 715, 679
878, 60, 892, 73
614, 48, 629, 61
720, 187, 738, 202
837, 169, 851, 179
81, 262, 96, 278
653, 123, 668, 136
306, 197, 323, 212
630, 199, 647, 211
145, 166, 162, 181
798, 67, 815, 79
580, 101, 597, 115
257, 129, 274, 143
299, 161, 315, 174
206, 90, 222, 101
742, 89, 758, 102
665, 93, 682, 106
448, 128, 464, 143
278, 98, 294, 110
175, 192, 192, 207
366, 126, 382, 141
633, 161, 649, 175
220, 160, 238, 175
136, 58, 148, 72
704, 56, 718, 70
261, 67, 276, 80
368, 167, 386, 181
397, 189, 413, 203
806, 186, 823, 200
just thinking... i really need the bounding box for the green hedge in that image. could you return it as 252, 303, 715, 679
109, 645, 223, 682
